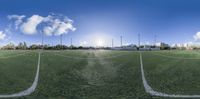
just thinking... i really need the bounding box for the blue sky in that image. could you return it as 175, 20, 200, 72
1, 0, 200, 47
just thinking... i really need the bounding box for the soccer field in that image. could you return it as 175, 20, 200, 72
1, 50, 200, 99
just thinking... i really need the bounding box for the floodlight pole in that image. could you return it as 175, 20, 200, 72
70, 38, 72, 49
52, 42, 53, 47
60, 34, 63, 50
138, 33, 140, 47
154, 34, 157, 46
120, 36, 122, 47
112, 39, 114, 48
42, 31, 44, 50
60, 34, 62, 45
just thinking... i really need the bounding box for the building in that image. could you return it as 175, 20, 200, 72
156, 42, 170, 50
111, 44, 137, 51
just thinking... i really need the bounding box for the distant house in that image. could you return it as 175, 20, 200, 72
2, 42, 15, 50
139, 45, 151, 51
156, 42, 170, 50
151, 47, 160, 51
170, 43, 195, 50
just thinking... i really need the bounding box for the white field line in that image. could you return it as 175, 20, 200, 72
0, 51, 32, 59
53, 52, 129, 60
140, 52, 200, 98
152, 53, 200, 60
0, 52, 41, 98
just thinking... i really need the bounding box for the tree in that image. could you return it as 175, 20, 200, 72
2, 42, 15, 50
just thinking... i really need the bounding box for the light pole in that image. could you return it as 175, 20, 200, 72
60, 34, 63, 50
112, 39, 114, 48
70, 38, 72, 49
154, 34, 157, 47
41, 31, 44, 50
138, 33, 140, 48
120, 36, 122, 47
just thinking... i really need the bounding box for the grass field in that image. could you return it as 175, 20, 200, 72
1, 50, 200, 99
143, 50, 200, 98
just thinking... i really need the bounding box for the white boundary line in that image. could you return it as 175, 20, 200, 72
0, 52, 41, 98
140, 52, 200, 98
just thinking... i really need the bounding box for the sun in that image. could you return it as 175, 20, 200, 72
96, 39, 104, 47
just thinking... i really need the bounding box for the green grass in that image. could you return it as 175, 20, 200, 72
2, 50, 200, 99
0, 50, 37, 94
143, 51, 200, 95
0, 50, 149, 99
30, 50, 148, 99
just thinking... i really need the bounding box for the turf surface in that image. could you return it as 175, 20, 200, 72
143, 51, 200, 96
1, 50, 200, 99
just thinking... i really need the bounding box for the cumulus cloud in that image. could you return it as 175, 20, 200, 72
194, 32, 200, 41
80, 41, 88, 46
42, 15, 76, 36
7, 15, 26, 20
7, 14, 76, 36
124, 43, 131, 46
0, 31, 6, 40
7, 15, 26, 29
20, 15, 44, 35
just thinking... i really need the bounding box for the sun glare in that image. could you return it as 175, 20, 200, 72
96, 39, 104, 47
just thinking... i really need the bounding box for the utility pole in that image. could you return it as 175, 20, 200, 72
138, 33, 140, 48
120, 36, 122, 47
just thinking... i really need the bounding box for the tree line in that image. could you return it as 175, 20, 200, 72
0, 42, 109, 50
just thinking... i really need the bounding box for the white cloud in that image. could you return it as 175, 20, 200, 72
43, 26, 54, 36
0, 31, 6, 40
8, 14, 76, 36
7, 15, 26, 29
43, 16, 76, 36
20, 15, 44, 35
80, 41, 88, 46
7, 15, 26, 20
193, 32, 200, 41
